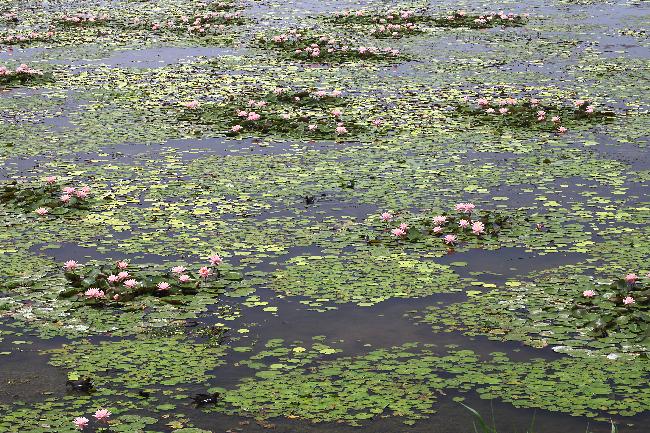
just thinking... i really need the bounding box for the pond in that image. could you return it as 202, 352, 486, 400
0, 0, 648, 432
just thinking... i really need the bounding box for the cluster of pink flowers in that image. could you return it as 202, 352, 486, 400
391, 222, 409, 237
444, 10, 527, 25
270, 30, 400, 59
0, 31, 55, 45
454, 202, 476, 214
148, 11, 241, 34
59, 185, 91, 204
370, 22, 417, 38
0, 63, 43, 77
73, 409, 111, 430
60, 13, 110, 25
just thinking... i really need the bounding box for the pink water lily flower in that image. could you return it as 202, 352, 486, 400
172, 266, 186, 274
623, 296, 635, 305
558, 126, 567, 133
73, 417, 89, 430
477, 98, 489, 106
157, 282, 171, 291
209, 254, 223, 265
84, 288, 105, 299
35, 207, 49, 216
471, 221, 485, 235
93, 409, 111, 422
179, 274, 191, 283
432, 215, 447, 225
231, 125, 243, 132
75, 190, 88, 199
117, 271, 129, 280
399, 223, 409, 231
380, 212, 393, 222
625, 273, 638, 284
60, 194, 71, 203
331, 108, 342, 117
443, 234, 457, 245
108, 274, 119, 283
459, 219, 470, 229
45, 176, 57, 184
199, 266, 212, 278
582, 290, 596, 298
308, 124, 317, 131
123, 279, 138, 289
247, 112, 260, 121
433, 226, 443, 233
182, 100, 199, 109
391, 228, 406, 237
335, 126, 348, 134
116, 260, 128, 269
64, 260, 79, 271
455, 203, 475, 214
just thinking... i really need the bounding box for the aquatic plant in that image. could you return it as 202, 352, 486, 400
0, 64, 49, 86
259, 29, 403, 63
433, 10, 528, 29
0, 178, 93, 215
61, 258, 224, 303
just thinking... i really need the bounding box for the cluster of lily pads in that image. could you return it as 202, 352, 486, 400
141, 10, 244, 35
327, 9, 427, 39
457, 96, 614, 132
433, 10, 528, 29
0, 63, 47, 86
57, 12, 111, 27
179, 87, 364, 139
576, 273, 649, 338
0, 176, 92, 216
0, 30, 55, 46
377, 203, 510, 245
260, 29, 402, 62
61, 255, 224, 304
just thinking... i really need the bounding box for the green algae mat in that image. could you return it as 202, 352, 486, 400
0, 0, 649, 432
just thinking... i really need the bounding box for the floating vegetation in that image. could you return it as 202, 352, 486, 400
259, 29, 403, 63
325, 9, 428, 39
0, 178, 94, 216
456, 96, 615, 133
60, 256, 224, 303
179, 87, 365, 139
0, 64, 49, 86
433, 10, 528, 29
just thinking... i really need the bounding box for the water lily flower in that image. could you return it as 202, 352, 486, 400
84, 288, 105, 299
231, 125, 243, 132
108, 275, 119, 284
399, 223, 409, 231
182, 100, 199, 109
237, 110, 248, 117
499, 107, 509, 115
477, 98, 489, 106
486, 108, 495, 113
64, 260, 79, 271
35, 207, 49, 216
471, 221, 485, 235
331, 108, 342, 117
116, 260, 128, 269
75, 190, 88, 199
432, 215, 447, 225
335, 126, 348, 134
308, 124, 317, 131
45, 176, 57, 184
459, 219, 470, 228
455, 203, 475, 214
123, 279, 138, 289
73, 417, 89, 430
551, 116, 560, 123
558, 126, 567, 133
391, 228, 406, 237
380, 212, 393, 222
93, 409, 111, 422
625, 273, 638, 284
372, 119, 383, 126
582, 290, 596, 298
247, 112, 260, 121
574, 100, 586, 107
443, 234, 457, 245
199, 266, 212, 278
117, 271, 129, 280
585, 105, 594, 113
172, 266, 186, 274
209, 254, 223, 265
179, 274, 191, 283
157, 282, 170, 291
60, 194, 71, 203
623, 296, 635, 305
433, 226, 443, 233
